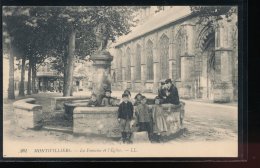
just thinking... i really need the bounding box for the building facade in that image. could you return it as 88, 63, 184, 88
36, 57, 93, 93
37, 58, 60, 92
110, 6, 238, 102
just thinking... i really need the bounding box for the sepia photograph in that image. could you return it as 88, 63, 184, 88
2, 6, 240, 158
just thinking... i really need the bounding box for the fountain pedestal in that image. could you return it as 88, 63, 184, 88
91, 50, 113, 103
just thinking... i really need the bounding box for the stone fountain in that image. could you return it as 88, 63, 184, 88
90, 23, 114, 103
90, 50, 113, 104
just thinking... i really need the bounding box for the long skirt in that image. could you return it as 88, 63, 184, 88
153, 116, 168, 134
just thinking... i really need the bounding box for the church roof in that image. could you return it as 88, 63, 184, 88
112, 6, 193, 47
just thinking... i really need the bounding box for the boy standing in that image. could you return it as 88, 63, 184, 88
118, 93, 134, 143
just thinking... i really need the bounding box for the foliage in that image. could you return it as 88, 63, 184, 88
3, 7, 55, 64
3, 6, 140, 96
190, 6, 237, 28
44, 6, 139, 73
3, 6, 139, 61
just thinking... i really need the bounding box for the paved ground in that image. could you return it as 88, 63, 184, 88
3, 91, 238, 144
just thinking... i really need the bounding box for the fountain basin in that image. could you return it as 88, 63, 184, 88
51, 96, 90, 111
73, 102, 185, 138
64, 100, 90, 120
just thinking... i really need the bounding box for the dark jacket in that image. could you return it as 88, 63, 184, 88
165, 85, 180, 105
118, 101, 134, 120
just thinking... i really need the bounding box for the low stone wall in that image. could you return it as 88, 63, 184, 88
51, 96, 90, 111
74, 107, 120, 137
73, 102, 185, 138
13, 98, 43, 129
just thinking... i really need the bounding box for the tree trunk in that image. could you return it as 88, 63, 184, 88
27, 59, 32, 95
19, 57, 26, 97
63, 47, 68, 96
32, 61, 37, 94
63, 31, 76, 97
8, 37, 15, 99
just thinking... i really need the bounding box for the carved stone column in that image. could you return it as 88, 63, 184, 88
130, 43, 135, 90
168, 28, 174, 79
213, 17, 233, 103
153, 33, 160, 93
91, 50, 113, 104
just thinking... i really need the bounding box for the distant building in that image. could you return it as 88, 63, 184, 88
4, 55, 93, 94
36, 58, 60, 92
110, 6, 238, 102
36, 57, 93, 93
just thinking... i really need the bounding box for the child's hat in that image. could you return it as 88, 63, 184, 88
134, 93, 142, 99
160, 79, 166, 85
122, 93, 129, 98
105, 89, 112, 93
124, 89, 131, 96
165, 79, 172, 84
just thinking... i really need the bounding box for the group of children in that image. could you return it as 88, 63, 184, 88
87, 89, 116, 107
87, 89, 168, 144
118, 91, 168, 144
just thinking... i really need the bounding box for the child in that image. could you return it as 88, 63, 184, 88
158, 80, 167, 104
87, 93, 99, 107
123, 89, 131, 97
101, 89, 115, 106
134, 93, 142, 106
118, 93, 134, 143
135, 96, 153, 141
151, 96, 168, 142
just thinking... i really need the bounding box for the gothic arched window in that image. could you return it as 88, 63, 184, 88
146, 40, 154, 80
117, 49, 122, 81
159, 34, 169, 79
126, 48, 131, 81
135, 44, 141, 80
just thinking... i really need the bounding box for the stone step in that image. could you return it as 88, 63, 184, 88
42, 126, 73, 133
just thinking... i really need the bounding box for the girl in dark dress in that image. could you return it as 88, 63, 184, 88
135, 96, 153, 141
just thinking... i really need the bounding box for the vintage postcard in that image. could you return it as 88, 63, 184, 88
2, 6, 240, 158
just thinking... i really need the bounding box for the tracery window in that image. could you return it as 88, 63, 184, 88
146, 40, 154, 80
159, 34, 169, 79
135, 44, 141, 80
125, 48, 131, 81
117, 49, 122, 81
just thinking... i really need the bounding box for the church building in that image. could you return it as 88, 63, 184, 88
111, 6, 238, 102
110, 6, 238, 103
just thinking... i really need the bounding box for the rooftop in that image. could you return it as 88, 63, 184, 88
111, 6, 193, 47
